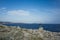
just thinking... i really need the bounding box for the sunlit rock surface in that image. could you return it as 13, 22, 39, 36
0, 25, 60, 40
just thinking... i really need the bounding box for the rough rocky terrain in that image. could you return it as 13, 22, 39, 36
0, 25, 60, 40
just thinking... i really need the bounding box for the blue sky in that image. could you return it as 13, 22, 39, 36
0, 0, 60, 24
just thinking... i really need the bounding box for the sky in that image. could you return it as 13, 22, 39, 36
0, 0, 60, 24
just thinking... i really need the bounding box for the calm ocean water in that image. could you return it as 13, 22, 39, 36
2, 23, 60, 32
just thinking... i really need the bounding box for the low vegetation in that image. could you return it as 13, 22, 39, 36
0, 25, 60, 40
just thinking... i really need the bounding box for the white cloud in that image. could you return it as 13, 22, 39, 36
0, 7, 6, 10
0, 8, 60, 23
2, 8, 6, 9
0, 7, 7, 15
7, 10, 30, 16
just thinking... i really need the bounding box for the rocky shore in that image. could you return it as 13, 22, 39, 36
0, 25, 60, 40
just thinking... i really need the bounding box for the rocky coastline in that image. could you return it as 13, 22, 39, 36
0, 25, 60, 40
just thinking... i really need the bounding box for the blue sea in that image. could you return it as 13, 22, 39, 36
2, 23, 60, 32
